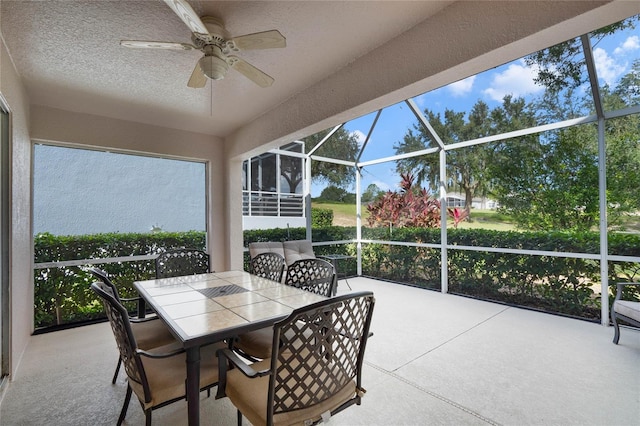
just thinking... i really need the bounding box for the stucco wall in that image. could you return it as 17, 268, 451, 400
33, 144, 207, 236
1, 35, 33, 378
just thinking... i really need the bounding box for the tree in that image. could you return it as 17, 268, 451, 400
395, 97, 535, 212
302, 128, 359, 188
361, 183, 384, 203
602, 62, 640, 229
613, 58, 640, 107
489, 125, 600, 231
524, 17, 638, 93
318, 185, 349, 202
487, 22, 640, 232
488, 61, 640, 231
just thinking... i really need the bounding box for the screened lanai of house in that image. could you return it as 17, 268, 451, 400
249, 14, 640, 326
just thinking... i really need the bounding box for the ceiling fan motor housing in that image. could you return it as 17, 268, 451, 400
199, 45, 229, 80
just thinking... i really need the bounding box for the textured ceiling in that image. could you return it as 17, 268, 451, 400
0, 0, 453, 137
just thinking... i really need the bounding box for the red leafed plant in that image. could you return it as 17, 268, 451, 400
447, 207, 470, 228
366, 173, 441, 228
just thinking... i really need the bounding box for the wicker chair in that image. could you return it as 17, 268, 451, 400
251, 252, 286, 282
91, 281, 224, 426
89, 268, 176, 384
217, 292, 375, 426
233, 258, 336, 360
155, 248, 210, 279
611, 282, 640, 344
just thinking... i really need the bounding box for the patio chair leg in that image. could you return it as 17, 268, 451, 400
237, 409, 242, 426
117, 384, 132, 426
112, 358, 122, 384
612, 313, 621, 344
145, 409, 152, 426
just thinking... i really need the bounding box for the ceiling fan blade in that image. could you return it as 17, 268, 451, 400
163, 0, 210, 37
228, 30, 286, 51
120, 40, 195, 50
187, 63, 207, 88
227, 56, 274, 88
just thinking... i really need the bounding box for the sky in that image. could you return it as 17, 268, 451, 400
311, 16, 639, 197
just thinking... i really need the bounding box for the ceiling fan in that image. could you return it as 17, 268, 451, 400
120, 0, 286, 88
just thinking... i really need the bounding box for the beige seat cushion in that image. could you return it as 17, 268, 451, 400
614, 300, 640, 321
225, 358, 357, 426
249, 242, 285, 260
283, 240, 316, 266
129, 341, 224, 410
234, 328, 273, 360
130, 318, 176, 350
235, 322, 314, 360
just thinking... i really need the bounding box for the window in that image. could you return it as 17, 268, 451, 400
242, 142, 306, 228
33, 145, 206, 236
32, 144, 208, 330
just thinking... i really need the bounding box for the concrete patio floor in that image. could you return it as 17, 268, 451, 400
1, 277, 638, 425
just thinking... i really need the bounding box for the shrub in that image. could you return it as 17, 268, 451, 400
367, 173, 440, 228
311, 208, 333, 227
34, 231, 205, 329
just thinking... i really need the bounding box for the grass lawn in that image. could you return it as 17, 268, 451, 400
312, 201, 517, 230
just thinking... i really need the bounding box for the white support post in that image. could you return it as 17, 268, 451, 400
304, 156, 312, 241
598, 117, 609, 326
356, 168, 362, 276
583, 34, 609, 327
440, 149, 448, 293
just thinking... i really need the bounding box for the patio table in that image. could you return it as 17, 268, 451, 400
134, 270, 326, 426
319, 254, 354, 295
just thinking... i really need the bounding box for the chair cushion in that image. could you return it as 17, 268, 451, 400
235, 324, 313, 360
614, 300, 640, 322
225, 358, 357, 426
130, 318, 176, 350
234, 328, 273, 360
249, 242, 285, 260
283, 240, 316, 266
129, 341, 224, 410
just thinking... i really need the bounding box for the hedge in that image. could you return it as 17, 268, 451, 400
33, 227, 639, 330
34, 231, 206, 329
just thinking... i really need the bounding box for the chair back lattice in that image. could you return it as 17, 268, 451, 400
155, 248, 210, 279
268, 292, 375, 421
251, 252, 285, 282
284, 258, 336, 297
89, 268, 123, 303
90, 282, 151, 399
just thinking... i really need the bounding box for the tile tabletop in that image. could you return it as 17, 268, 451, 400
134, 270, 325, 344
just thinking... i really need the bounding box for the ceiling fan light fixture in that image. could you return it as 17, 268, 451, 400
199, 55, 229, 80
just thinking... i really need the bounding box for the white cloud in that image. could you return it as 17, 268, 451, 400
413, 93, 428, 108
483, 60, 544, 102
350, 130, 366, 144
448, 75, 475, 97
593, 47, 626, 86
614, 35, 639, 55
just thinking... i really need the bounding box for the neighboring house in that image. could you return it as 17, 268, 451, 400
446, 192, 499, 210
242, 141, 307, 230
